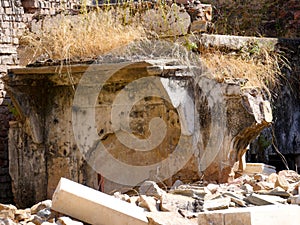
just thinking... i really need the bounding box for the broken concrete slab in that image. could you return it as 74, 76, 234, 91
222, 193, 247, 207
169, 186, 211, 199
52, 178, 148, 225
278, 170, 300, 183
203, 197, 231, 211
198, 34, 279, 51
139, 181, 166, 199
243, 163, 276, 176
245, 193, 286, 206
160, 193, 195, 212
256, 187, 291, 198
198, 205, 300, 225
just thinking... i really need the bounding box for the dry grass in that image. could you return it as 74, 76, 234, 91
20, 9, 145, 62
200, 44, 289, 96
19, 4, 289, 95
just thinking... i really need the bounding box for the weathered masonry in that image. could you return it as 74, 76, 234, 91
5, 53, 271, 207
0, 0, 299, 207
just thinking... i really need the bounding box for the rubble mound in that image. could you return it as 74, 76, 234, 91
1, 166, 300, 225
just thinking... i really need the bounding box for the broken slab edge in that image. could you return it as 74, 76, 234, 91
52, 177, 148, 225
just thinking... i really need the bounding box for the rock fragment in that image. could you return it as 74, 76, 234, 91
245, 193, 286, 206
275, 175, 290, 191
139, 181, 166, 198
203, 197, 231, 211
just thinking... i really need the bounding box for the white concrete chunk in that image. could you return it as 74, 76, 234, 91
52, 178, 148, 225
198, 205, 300, 225
244, 163, 276, 176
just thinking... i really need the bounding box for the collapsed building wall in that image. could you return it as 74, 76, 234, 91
5, 51, 271, 207
0, 0, 299, 207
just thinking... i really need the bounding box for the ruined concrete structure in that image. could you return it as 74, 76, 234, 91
0, 0, 299, 208
5, 54, 271, 207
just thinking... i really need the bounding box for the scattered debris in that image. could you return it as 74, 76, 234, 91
139, 181, 166, 199
243, 163, 276, 176
2, 167, 300, 224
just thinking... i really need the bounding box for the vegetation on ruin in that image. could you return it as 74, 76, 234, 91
19, 1, 290, 94
20, 8, 146, 62
200, 42, 290, 94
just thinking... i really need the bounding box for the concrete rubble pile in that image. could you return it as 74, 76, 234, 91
1, 164, 300, 225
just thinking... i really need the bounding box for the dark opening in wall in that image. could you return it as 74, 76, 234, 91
0, 96, 14, 204
20, 0, 38, 13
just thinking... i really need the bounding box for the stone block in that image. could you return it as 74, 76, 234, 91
1, 22, 11, 29
244, 163, 276, 176
2, 1, 10, 7
245, 193, 286, 205
190, 20, 207, 33
275, 175, 290, 191
147, 211, 198, 225
142, 5, 191, 36
139, 181, 166, 198
1, 37, 12, 44
203, 197, 231, 211
1, 56, 15, 65
0, 44, 17, 54
198, 205, 300, 225
4, 7, 13, 15
198, 211, 224, 225
52, 178, 148, 225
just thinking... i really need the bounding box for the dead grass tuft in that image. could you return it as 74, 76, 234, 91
200, 44, 289, 96
20, 9, 145, 63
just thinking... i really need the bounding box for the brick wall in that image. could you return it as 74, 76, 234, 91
0, 0, 86, 205
0, 95, 14, 203
0, 0, 24, 204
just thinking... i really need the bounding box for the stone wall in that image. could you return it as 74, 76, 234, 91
21, 0, 81, 14
0, 95, 14, 204
0, 0, 23, 72
0, 0, 24, 205
0, 0, 90, 205
204, 0, 300, 38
